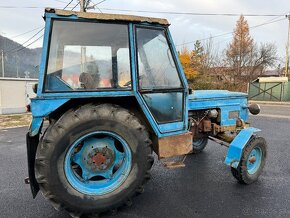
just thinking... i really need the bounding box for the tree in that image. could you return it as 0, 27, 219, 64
225, 15, 278, 85
226, 15, 254, 84
179, 41, 214, 89
178, 47, 199, 81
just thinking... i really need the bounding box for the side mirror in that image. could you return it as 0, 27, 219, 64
32, 83, 38, 94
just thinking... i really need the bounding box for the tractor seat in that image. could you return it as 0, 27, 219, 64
79, 72, 96, 89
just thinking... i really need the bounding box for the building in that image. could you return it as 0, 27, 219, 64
0, 77, 37, 114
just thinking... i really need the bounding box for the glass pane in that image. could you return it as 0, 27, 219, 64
45, 20, 131, 91
142, 92, 183, 123
136, 28, 182, 89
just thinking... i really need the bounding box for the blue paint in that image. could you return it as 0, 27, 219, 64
41, 90, 135, 98
142, 92, 183, 123
129, 23, 138, 93
190, 90, 247, 99
31, 98, 70, 117
64, 131, 132, 195
247, 147, 262, 174
188, 90, 249, 125
30, 117, 43, 137
37, 16, 51, 96
45, 75, 73, 91
224, 127, 261, 168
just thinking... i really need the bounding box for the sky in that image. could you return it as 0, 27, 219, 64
0, 0, 289, 62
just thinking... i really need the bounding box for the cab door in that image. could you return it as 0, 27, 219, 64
134, 26, 188, 135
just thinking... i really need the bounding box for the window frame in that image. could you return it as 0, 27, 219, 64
134, 25, 185, 93
134, 25, 185, 124
43, 18, 133, 93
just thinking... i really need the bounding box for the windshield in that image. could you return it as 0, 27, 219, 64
136, 27, 182, 90
44, 20, 131, 92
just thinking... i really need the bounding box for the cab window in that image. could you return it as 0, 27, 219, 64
45, 20, 131, 92
136, 27, 182, 90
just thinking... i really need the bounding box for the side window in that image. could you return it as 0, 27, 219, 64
136, 28, 182, 90
45, 21, 131, 92
117, 48, 131, 87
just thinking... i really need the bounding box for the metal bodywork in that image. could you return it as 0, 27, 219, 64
27, 9, 262, 197
224, 127, 260, 168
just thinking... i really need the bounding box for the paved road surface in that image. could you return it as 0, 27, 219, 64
0, 105, 290, 218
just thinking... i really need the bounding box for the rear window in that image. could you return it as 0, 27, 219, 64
44, 20, 131, 92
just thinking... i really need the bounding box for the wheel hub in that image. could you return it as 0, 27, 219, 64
65, 131, 132, 195
249, 156, 256, 164
86, 147, 114, 171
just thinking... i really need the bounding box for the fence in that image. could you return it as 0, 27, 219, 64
248, 77, 290, 101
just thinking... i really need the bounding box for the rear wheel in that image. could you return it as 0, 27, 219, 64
231, 136, 267, 184
35, 104, 153, 217
191, 137, 208, 154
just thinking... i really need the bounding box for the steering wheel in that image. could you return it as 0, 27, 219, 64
124, 74, 145, 87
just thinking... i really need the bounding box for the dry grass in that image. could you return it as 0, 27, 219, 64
0, 113, 32, 129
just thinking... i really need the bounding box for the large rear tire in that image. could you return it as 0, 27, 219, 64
35, 104, 153, 217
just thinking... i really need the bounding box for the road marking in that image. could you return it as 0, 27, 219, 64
253, 114, 290, 120
260, 104, 290, 108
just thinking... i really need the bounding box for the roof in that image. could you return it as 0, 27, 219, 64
45, 8, 169, 26
253, 76, 288, 83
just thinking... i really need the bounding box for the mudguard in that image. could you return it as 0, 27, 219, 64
26, 133, 40, 198
224, 127, 261, 168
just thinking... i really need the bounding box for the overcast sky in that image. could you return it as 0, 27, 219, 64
0, 0, 289, 61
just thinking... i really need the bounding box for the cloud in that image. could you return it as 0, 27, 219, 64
0, 0, 288, 57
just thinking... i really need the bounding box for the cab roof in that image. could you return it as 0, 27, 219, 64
45, 8, 170, 26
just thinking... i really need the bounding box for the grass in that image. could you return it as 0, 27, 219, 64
0, 113, 32, 129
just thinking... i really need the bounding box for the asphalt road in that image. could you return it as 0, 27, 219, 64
0, 105, 290, 218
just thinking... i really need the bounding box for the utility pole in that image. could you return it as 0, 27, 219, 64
16, 51, 19, 78
79, 0, 87, 72
79, 0, 86, 12
1, 49, 4, 78
285, 14, 290, 77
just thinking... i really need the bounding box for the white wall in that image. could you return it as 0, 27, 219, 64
0, 77, 38, 114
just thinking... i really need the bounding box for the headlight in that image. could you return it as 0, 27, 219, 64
248, 103, 260, 115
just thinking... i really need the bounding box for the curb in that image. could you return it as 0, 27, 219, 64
249, 100, 290, 106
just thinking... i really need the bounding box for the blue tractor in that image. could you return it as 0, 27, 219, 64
26, 8, 267, 217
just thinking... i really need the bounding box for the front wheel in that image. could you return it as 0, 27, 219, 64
191, 137, 208, 154
231, 136, 267, 184
35, 104, 153, 217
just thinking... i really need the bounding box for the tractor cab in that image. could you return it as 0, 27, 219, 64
33, 8, 188, 136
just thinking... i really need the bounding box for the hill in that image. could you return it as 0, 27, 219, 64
0, 35, 42, 78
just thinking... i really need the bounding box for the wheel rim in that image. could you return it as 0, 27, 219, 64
64, 131, 132, 195
192, 138, 206, 149
246, 146, 262, 175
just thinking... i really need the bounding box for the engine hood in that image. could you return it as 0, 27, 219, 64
189, 90, 247, 100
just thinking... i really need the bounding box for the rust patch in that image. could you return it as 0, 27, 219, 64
202, 119, 212, 132
155, 132, 193, 159
46, 8, 170, 25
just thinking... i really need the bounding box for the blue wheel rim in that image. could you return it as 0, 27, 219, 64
64, 131, 132, 195
246, 146, 262, 175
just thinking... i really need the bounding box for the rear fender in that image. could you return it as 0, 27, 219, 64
26, 133, 40, 198
29, 98, 70, 136
224, 127, 261, 168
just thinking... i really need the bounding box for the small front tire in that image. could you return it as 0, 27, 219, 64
231, 136, 267, 184
191, 137, 208, 154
